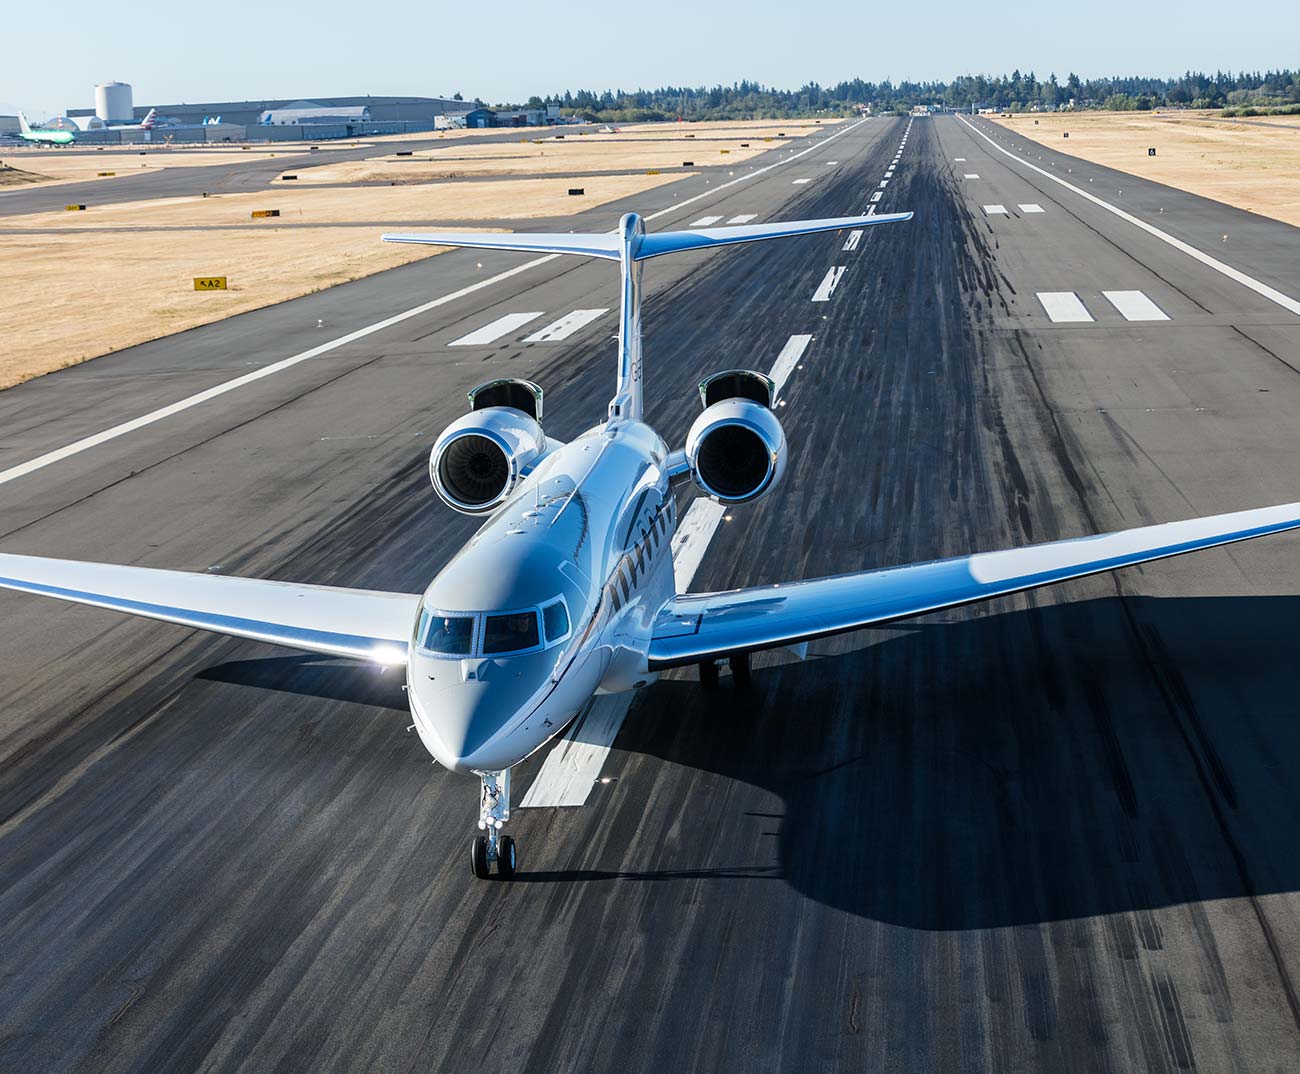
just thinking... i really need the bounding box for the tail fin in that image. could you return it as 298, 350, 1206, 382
383, 211, 913, 423
140, 108, 157, 129
18, 112, 31, 134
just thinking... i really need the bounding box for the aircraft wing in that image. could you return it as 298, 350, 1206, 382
0, 554, 420, 664
648, 502, 1300, 669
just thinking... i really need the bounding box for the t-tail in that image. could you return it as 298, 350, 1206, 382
383, 209, 912, 422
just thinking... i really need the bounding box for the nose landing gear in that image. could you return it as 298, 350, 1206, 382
470, 769, 516, 880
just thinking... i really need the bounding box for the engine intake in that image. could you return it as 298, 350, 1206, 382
685, 397, 787, 504
430, 405, 546, 515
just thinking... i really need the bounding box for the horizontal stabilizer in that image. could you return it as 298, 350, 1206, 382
382, 213, 911, 262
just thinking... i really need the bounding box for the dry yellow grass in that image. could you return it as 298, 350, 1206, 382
2, 170, 684, 388
0, 143, 368, 185
989, 111, 1300, 227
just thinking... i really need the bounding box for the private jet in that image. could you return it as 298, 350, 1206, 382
3, 210, 1300, 880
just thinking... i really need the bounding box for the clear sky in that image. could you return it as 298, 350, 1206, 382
3, 0, 1295, 118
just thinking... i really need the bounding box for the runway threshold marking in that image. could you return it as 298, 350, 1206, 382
811, 267, 845, 302
522, 308, 609, 342
1019, 203, 1045, 213
726, 214, 758, 224
521, 332, 817, 809
1104, 290, 1170, 321
690, 215, 724, 227
983, 204, 1008, 215
843, 229, 863, 251
1037, 291, 1094, 323
955, 113, 1300, 318
448, 311, 543, 346
0, 118, 870, 489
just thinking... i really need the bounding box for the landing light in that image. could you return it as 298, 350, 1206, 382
372, 645, 407, 667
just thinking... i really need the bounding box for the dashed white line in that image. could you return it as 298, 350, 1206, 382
522, 308, 609, 342
768, 334, 814, 394
448, 311, 544, 346
792, 178, 812, 185
690, 215, 723, 227
983, 204, 1008, 215
1037, 291, 1094, 323
879, 179, 889, 188
955, 157, 966, 162
1104, 290, 1170, 321
726, 214, 758, 224
1019, 203, 1045, 213
811, 267, 846, 302
963, 173, 980, 180
843, 229, 863, 251
870, 191, 882, 203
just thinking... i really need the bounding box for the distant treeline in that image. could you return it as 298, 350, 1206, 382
498, 70, 1300, 120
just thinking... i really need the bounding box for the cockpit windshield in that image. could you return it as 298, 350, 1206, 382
420, 611, 475, 655
483, 612, 540, 654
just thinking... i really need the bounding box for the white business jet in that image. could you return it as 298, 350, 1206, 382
3, 210, 1300, 880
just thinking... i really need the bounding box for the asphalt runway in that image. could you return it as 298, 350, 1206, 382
3, 114, 1300, 1073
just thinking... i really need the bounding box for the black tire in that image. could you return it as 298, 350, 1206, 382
699, 660, 720, 691
470, 835, 491, 879
497, 835, 517, 880
729, 653, 752, 690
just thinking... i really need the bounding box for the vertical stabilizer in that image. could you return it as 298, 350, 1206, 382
609, 213, 646, 423
18, 112, 31, 135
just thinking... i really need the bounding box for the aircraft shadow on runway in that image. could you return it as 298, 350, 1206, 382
597, 594, 1300, 929
198, 654, 409, 711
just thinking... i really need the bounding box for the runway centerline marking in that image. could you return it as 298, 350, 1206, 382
1104, 290, 1170, 321
768, 334, 813, 393
448, 311, 543, 346
521, 308, 609, 342
792, 178, 812, 185
1019, 203, 1045, 213
956, 113, 1300, 318
0, 119, 871, 489
811, 267, 845, 302
963, 173, 980, 179
1037, 291, 1094, 323
843, 229, 863, 251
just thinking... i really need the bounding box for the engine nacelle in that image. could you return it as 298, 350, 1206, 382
685, 397, 787, 505
430, 405, 546, 515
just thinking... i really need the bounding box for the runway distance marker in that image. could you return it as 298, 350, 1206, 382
0, 119, 868, 490
65, 205, 85, 211
955, 113, 1300, 318
193, 277, 228, 291
250, 209, 280, 219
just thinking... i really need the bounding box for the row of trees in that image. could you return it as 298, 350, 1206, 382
497, 70, 1300, 121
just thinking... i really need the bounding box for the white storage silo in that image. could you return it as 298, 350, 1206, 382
94, 81, 134, 122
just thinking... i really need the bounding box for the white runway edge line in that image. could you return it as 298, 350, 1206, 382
1104, 290, 1170, 321
521, 332, 814, 809
1037, 291, 1094, 323
522, 308, 610, 342
955, 113, 1300, 319
811, 267, 846, 302
843, 229, 863, 252
0, 118, 871, 490
448, 311, 543, 346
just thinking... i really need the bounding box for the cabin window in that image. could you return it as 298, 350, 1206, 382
421, 612, 475, 655
482, 611, 541, 655
542, 599, 571, 643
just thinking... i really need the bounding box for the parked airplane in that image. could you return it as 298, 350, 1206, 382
104, 107, 158, 131
3, 211, 1300, 881
16, 113, 75, 146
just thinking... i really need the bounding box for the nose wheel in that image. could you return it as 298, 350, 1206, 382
470, 770, 518, 880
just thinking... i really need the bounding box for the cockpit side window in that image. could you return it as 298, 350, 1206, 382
482, 611, 541, 655
542, 598, 571, 644
419, 610, 475, 655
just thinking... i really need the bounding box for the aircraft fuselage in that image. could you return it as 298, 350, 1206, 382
406, 418, 677, 774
